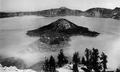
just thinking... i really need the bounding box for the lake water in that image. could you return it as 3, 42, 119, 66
0, 16, 120, 69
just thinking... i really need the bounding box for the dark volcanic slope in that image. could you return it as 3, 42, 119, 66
27, 18, 99, 45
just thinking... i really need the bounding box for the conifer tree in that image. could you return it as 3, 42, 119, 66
73, 63, 79, 72
73, 52, 80, 64
85, 48, 92, 65
43, 56, 56, 72
43, 58, 49, 72
81, 56, 86, 65
85, 48, 92, 71
49, 56, 56, 72
84, 48, 102, 72
57, 49, 68, 67
91, 48, 101, 72
100, 52, 107, 72
116, 68, 120, 72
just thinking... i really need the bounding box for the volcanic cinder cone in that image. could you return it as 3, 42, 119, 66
27, 18, 99, 45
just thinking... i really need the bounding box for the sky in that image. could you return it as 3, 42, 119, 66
0, 0, 120, 12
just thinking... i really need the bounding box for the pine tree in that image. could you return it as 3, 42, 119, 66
57, 49, 68, 67
43, 58, 49, 72
91, 48, 101, 72
84, 48, 92, 71
43, 56, 56, 72
84, 48, 102, 72
116, 68, 120, 72
49, 56, 56, 72
73, 63, 79, 72
85, 48, 92, 65
73, 52, 80, 64
100, 52, 107, 72
81, 56, 86, 65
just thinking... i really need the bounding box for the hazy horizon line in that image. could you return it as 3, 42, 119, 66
0, 6, 119, 12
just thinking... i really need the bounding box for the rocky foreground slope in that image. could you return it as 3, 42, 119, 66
0, 64, 36, 72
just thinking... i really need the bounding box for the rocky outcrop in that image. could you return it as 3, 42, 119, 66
0, 65, 36, 72
111, 7, 120, 20
84, 7, 120, 20
84, 8, 113, 18
0, 57, 26, 69
29, 61, 44, 72
27, 18, 99, 45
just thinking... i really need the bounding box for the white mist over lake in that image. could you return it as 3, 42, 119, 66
0, 16, 120, 69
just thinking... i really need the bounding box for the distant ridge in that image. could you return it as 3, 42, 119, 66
27, 18, 99, 45
1, 7, 120, 20
40, 7, 82, 17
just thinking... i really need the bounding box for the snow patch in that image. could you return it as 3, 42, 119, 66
0, 64, 36, 72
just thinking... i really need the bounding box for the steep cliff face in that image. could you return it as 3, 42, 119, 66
112, 7, 120, 14
40, 7, 82, 17
112, 7, 120, 20
27, 18, 99, 45
84, 8, 113, 18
